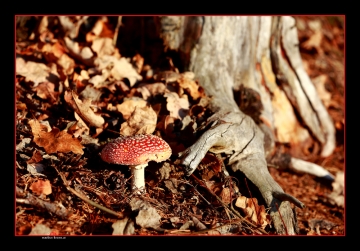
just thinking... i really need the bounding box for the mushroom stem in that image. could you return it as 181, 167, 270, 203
130, 164, 148, 192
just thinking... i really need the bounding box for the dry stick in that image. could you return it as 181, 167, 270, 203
274, 202, 288, 235
190, 174, 268, 235
54, 166, 124, 219
113, 16, 122, 46
16, 186, 70, 219
272, 191, 305, 209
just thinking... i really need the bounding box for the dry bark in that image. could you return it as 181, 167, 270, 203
156, 16, 334, 234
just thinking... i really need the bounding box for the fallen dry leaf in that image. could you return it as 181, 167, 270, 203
80, 85, 103, 102
120, 105, 157, 136
41, 42, 75, 75
86, 17, 114, 41
302, 30, 323, 54
164, 92, 189, 119
88, 71, 111, 89
219, 187, 231, 204
58, 16, 87, 39
154, 71, 181, 83
26, 150, 43, 164
64, 37, 94, 66
94, 55, 142, 87
33, 82, 59, 103
27, 163, 46, 176
30, 179, 52, 196
29, 119, 84, 155
29, 223, 52, 235
111, 57, 143, 87
116, 97, 148, 120
16, 138, 31, 151
301, 20, 323, 54
132, 53, 144, 74
16, 57, 50, 87
130, 198, 162, 230
64, 90, 105, 128
137, 83, 166, 100
86, 17, 106, 41
66, 118, 90, 138
164, 180, 179, 194
235, 195, 270, 229
91, 37, 115, 58
178, 72, 204, 100
205, 181, 222, 195
201, 153, 222, 173
112, 218, 135, 235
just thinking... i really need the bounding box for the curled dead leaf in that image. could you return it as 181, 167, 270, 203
91, 37, 115, 58
178, 73, 204, 100
164, 92, 189, 119
235, 196, 270, 229
64, 90, 105, 128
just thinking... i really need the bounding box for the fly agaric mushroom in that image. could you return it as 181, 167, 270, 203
101, 134, 172, 192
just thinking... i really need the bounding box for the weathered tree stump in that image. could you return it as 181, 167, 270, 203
154, 16, 335, 234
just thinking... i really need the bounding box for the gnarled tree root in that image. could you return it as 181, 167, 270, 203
179, 108, 305, 234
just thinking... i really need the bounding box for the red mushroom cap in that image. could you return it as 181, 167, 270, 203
101, 134, 172, 165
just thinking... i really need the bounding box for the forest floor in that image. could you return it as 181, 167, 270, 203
15, 16, 344, 236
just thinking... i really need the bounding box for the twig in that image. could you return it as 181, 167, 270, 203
16, 186, 70, 219
113, 16, 122, 46
54, 166, 124, 219
272, 191, 305, 209
275, 202, 288, 235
